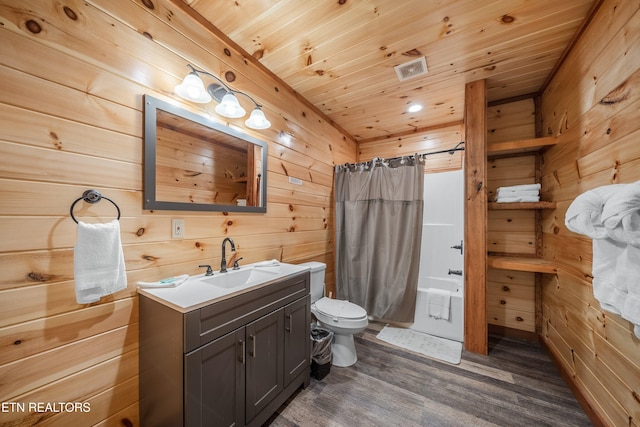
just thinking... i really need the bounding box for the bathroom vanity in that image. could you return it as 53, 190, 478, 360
138, 264, 311, 427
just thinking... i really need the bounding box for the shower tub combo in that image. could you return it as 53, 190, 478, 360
409, 169, 464, 342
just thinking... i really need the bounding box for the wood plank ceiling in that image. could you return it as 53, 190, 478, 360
179, 0, 596, 142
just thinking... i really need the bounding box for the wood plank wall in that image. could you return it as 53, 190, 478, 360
357, 123, 464, 173
0, 0, 355, 425
539, 0, 640, 425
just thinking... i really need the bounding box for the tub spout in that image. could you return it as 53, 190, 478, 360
448, 269, 463, 276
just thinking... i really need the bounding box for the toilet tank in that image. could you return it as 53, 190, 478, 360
299, 261, 326, 303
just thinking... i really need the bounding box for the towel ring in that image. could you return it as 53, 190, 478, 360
70, 189, 121, 224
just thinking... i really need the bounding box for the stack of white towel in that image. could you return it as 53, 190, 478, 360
565, 181, 640, 338
495, 183, 541, 203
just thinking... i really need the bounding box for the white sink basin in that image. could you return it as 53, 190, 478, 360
200, 266, 280, 289
137, 262, 311, 312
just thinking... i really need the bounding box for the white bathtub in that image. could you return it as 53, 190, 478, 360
409, 276, 464, 342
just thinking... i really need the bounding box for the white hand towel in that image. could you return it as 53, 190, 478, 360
426, 288, 451, 320
592, 238, 627, 315
496, 195, 540, 203
496, 183, 541, 193
598, 181, 640, 337
602, 180, 640, 246
565, 184, 627, 239
137, 274, 189, 288
619, 244, 640, 338
74, 220, 127, 304
565, 184, 633, 331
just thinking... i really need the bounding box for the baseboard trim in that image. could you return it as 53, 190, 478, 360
538, 335, 607, 427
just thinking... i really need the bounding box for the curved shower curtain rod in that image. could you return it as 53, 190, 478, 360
337, 141, 465, 170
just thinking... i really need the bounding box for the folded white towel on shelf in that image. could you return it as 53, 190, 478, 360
496, 183, 541, 193
496, 189, 540, 198
137, 274, 190, 288
74, 219, 127, 304
426, 288, 451, 320
496, 195, 540, 203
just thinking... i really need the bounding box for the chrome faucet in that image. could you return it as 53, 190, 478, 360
220, 237, 236, 273
448, 269, 463, 276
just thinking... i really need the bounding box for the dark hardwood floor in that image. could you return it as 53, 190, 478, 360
266, 321, 591, 427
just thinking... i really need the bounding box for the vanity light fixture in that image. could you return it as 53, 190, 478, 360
174, 64, 271, 129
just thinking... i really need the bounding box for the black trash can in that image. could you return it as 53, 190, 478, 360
310, 324, 334, 380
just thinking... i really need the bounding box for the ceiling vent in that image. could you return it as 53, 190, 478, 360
394, 57, 428, 81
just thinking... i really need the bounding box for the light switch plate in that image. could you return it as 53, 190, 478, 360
172, 218, 185, 239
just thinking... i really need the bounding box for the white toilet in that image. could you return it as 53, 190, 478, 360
301, 262, 368, 367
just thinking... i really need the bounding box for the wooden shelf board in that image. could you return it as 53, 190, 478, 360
488, 256, 557, 274
488, 201, 557, 210
488, 136, 558, 155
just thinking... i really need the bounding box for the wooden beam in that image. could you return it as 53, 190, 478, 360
464, 79, 488, 355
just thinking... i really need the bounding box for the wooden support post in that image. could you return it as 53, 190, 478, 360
464, 80, 488, 355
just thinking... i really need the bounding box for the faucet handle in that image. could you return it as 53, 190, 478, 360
199, 264, 213, 276
233, 257, 244, 270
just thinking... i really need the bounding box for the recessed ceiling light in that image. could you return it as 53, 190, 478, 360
407, 104, 423, 113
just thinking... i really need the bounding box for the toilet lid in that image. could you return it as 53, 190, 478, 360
315, 297, 367, 319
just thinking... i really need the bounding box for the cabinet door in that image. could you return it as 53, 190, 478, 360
245, 308, 284, 423
185, 328, 245, 427
284, 295, 311, 387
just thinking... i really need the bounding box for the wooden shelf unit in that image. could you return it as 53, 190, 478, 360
484, 135, 560, 338
488, 255, 557, 274
487, 136, 558, 156
488, 201, 557, 210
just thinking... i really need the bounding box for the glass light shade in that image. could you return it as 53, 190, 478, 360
215, 93, 246, 118
174, 72, 211, 103
245, 107, 271, 129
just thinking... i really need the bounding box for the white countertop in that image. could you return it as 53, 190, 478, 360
137, 262, 310, 313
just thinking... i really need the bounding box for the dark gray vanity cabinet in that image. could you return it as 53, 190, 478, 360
185, 328, 245, 426
140, 271, 310, 427
283, 296, 311, 386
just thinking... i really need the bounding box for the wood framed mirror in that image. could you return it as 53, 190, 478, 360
143, 95, 267, 213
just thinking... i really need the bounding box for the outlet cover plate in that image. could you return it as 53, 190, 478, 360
172, 218, 185, 239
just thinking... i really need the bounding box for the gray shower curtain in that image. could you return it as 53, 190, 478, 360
335, 156, 424, 323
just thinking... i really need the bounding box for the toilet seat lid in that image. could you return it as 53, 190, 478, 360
315, 297, 367, 319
